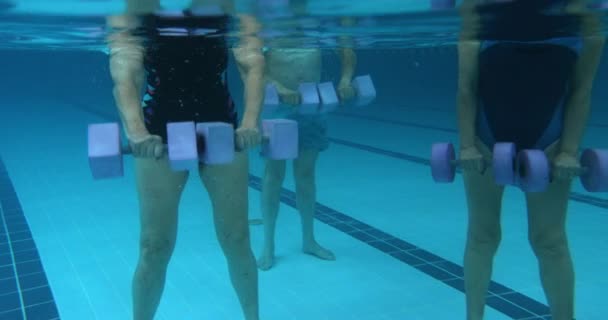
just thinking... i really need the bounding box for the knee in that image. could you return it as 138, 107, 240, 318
139, 236, 175, 266
467, 226, 501, 254
529, 231, 569, 260
265, 161, 286, 183
294, 167, 315, 189
216, 224, 250, 253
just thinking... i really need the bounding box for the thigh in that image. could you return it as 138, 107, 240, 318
199, 151, 250, 230
525, 142, 571, 240
463, 141, 505, 236
134, 157, 189, 239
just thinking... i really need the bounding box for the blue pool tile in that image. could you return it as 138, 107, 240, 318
0, 265, 14, 280
18, 272, 48, 291
349, 231, 375, 242
0, 253, 11, 267
3, 213, 25, 226
0, 308, 24, 320
414, 263, 458, 281
332, 222, 357, 233
0, 277, 17, 295
0, 197, 20, 211
0, 292, 21, 314
24, 300, 59, 320
346, 220, 374, 231
384, 238, 416, 251
315, 214, 339, 225
10, 239, 36, 253
434, 260, 464, 277
488, 281, 514, 295
21, 286, 54, 307
2, 207, 23, 218
13, 249, 39, 264
367, 240, 400, 253
389, 251, 426, 266
363, 228, 394, 240
500, 292, 550, 316
408, 249, 444, 263
444, 277, 465, 291
8, 230, 31, 242
15, 259, 44, 277
4, 223, 27, 234
486, 295, 535, 319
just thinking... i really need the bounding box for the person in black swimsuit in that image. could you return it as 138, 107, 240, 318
457, 1, 604, 319
107, 1, 264, 319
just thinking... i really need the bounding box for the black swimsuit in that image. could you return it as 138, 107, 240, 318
138, 10, 238, 142
474, 0, 582, 151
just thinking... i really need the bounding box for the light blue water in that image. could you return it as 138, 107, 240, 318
1, 1, 608, 320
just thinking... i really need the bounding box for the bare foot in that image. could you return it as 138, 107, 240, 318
303, 241, 335, 261
257, 249, 274, 271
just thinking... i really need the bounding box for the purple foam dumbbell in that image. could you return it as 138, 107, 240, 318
196, 122, 235, 165
88, 122, 124, 179
261, 119, 298, 160
580, 149, 608, 192
431, 142, 456, 183
517, 150, 550, 193
493, 143, 517, 186
431, 0, 456, 10
298, 82, 320, 114
317, 82, 339, 114
352, 75, 377, 107
167, 122, 199, 171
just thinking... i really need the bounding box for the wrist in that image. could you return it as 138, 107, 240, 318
240, 114, 258, 128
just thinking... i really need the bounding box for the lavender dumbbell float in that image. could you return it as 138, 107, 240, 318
431, 142, 608, 193
88, 120, 298, 180
263, 75, 377, 115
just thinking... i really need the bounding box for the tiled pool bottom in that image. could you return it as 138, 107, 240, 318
0, 157, 60, 320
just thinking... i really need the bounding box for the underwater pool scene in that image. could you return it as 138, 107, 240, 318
0, 0, 607, 319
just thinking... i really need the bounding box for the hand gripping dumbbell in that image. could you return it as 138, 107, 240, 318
431, 142, 608, 193
263, 74, 377, 115
88, 119, 299, 180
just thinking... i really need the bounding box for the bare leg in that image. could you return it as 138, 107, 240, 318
200, 152, 259, 320
526, 151, 574, 320
463, 143, 505, 320
293, 149, 334, 260
132, 157, 188, 320
257, 159, 286, 271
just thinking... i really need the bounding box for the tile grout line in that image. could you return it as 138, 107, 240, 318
0, 195, 27, 319
248, 175, 550, 319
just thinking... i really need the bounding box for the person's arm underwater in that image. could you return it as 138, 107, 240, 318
233, 12, 265, 148
107, 7, 164, 158
456, 0, 484, 171
558, 0, 605, 157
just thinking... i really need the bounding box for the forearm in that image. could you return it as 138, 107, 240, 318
338, 47, 356, 83
559, 36, 605, 155
112, 76, 146, 133
241, 64, 265, 127
106, 14, 147, 135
